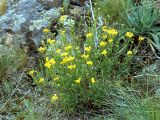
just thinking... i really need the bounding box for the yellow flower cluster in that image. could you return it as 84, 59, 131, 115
39, 77, 44, 83
64, 44, 73, 51
125, 32, 134, 38
91, 77, 96, 84
86, 33, 93, 38
102, 26, 107, 32
59, 15, 68, 23
56, 49, 61, 54
81, 54, 89, 59
86, 61, 93, 65
74, 77, 96, 84
84, 46, 92, 52
47, 38, 55, 45
38, 46, 46, 53
60, 30, 65, 35
28, 70, 35, 76
107, 29, 118, 36
139, 36, 145, 41
101, 50, 107, 55
67, 64, 76, 70
61, 52, 68, 57
101, 35, 107, 39
100, 41, 107, 47
45, 57, 56, 69
51, 94, 59, 102
75, 78, 81, 84
127, 50, 133, 56
43, 28, 50, 33
61, 56, 75, 64
108, 39, 113, 43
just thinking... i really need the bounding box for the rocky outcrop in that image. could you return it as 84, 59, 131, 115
37, 0, 63, 9
70, 0, 86, 6
0, 0, 60, 46
0, 0, 88, 48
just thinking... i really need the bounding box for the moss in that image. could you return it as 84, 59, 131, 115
0, 0, 7, 16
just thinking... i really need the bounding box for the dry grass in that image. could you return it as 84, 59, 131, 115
0, 0, 7, 16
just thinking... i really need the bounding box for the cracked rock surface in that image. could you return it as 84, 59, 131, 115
0, 0, 60, 46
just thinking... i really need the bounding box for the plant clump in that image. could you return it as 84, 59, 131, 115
29, 15, 145, 113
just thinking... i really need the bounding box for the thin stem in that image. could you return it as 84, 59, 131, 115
89, 0, 99, 47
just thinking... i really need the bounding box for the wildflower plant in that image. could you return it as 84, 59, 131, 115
30, 17, 140, 113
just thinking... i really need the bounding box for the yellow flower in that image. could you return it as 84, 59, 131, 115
86, 33, 93, 38
46, 57, 49, 62
44, 58, 56, 68
102, 26, 107, 29
127, 50, 133, 56
86, 61, 93, 65
47, 38, 55, 45
51, 94, 59, 102
61, 52, 68, 57
102, 26, 107, 32
38, 47, 46, 53
101, 35, 107, 39
81, 54, 89, 59
55, 49, 61, 54
102, 29, 107, 32
43, 28, 50, 33
39, 77, 44, 83
60, 56, 75, 64
64, 44, 73, 51
44, 61, 52, 68
91, 77, 96, 84
125, 32, 134, 38
60, 30, 65, 35
139, 36, 145, 41
59, 15, 68, 23
28, 70, 35, 76
108, 39, 113, 43
49, 58, 56, 65
67, 56, 75, 61
101, 50, 107, 55
53, 76, 59, 81
107, 29, 118, 35
84, 46, 92, 52
67, 64, 76, 69
75, 78, 81, 84
100, 41, 107, 47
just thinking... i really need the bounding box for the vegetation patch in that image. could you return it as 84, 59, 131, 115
1, 0, 160, 119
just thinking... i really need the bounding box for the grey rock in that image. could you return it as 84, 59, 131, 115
0, 0, 60, 46
37, 0, 63, 9
7, 0, 21, 8
70, 6, 85, 15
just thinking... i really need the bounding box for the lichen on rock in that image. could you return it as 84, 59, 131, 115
0, 0, 60, 46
